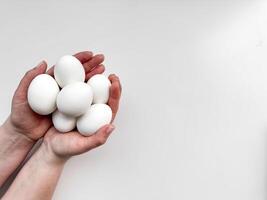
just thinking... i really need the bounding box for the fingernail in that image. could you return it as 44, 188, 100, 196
106, 125, 115, 134
33, 61, 45, 70
86, 51, 93, 55
96, 54, 105, 59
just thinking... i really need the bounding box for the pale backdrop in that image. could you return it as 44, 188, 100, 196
0, 0, 267, 199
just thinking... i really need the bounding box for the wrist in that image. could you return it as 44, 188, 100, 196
0, 117, 34, 150
38, 141, 68, 167
0, 118, 35, 186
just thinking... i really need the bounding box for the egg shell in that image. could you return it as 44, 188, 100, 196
54, 55, 85, 88
87, 74, 111, 104
28, 74, 60, 115
77, 104, 112, 136
52, 110, 76, 133
56, 82, 93, 117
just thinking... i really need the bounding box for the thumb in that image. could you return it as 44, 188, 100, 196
83, 124, 115, 151
14, 61, 47, 102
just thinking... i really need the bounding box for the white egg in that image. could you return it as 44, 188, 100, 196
52, 110, 76, 133
28, 74, 59, 115
77, 104, 112, 136
87, 74, 111, 104
56, 82, 93, 117
54, 55, 85, 88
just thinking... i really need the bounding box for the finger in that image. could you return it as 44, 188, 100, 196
14, 61, 47, 101
82, 124, 115, 151
85, 64, 105, 81
108, 74, 122, 122
47, 51, 94, 76
46, 66, 54, 76
73, 51, 93, 63
83, 54, 104, 73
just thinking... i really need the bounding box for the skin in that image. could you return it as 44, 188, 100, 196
0, 51, 113, 188
2, 73, 122, 200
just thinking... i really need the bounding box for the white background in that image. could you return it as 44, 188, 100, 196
0, 0, 267, 199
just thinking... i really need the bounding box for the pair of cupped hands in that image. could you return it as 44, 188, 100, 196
3, 51, 122, 163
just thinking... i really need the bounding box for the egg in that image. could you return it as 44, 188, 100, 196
52, 110, 76, 133
87, 74, 111, 104
77, 104, 112, 136
56, 82, 93, 117
28, 74, 60, 115
54, 55, 85, 88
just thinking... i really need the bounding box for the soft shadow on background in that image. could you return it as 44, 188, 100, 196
1, 0, 267, 200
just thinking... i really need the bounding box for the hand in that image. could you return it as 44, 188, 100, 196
42, 74, 122, 162
4, 51, 105, 141
0, 51, 106, 188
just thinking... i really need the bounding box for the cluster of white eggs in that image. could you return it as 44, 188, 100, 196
27, 55, 112, 136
